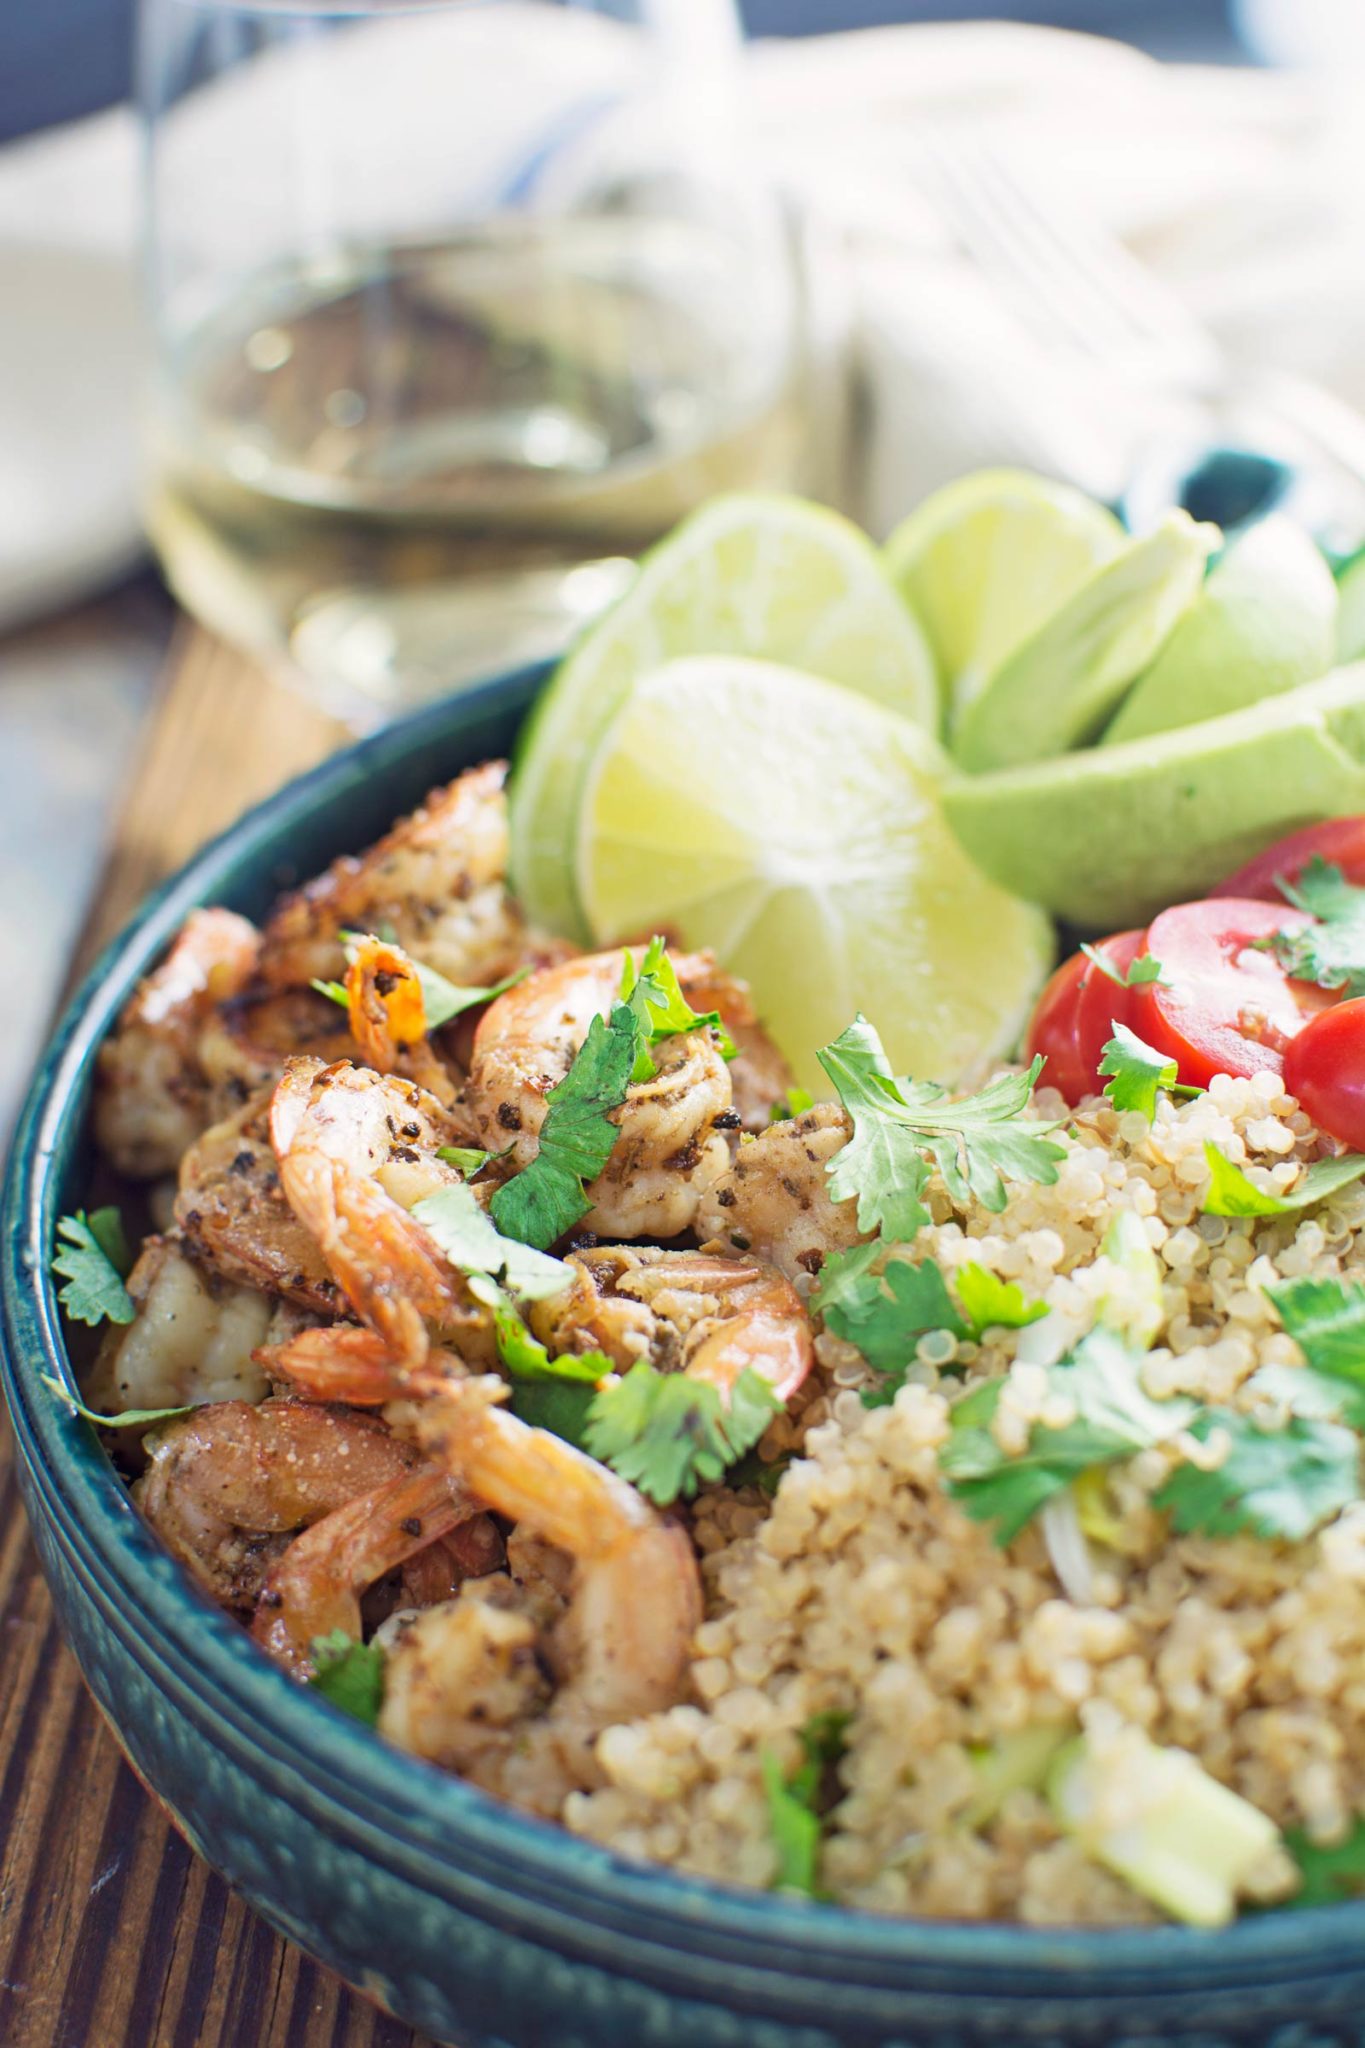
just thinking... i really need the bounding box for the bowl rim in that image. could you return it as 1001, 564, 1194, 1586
4, 658, 1363, 1993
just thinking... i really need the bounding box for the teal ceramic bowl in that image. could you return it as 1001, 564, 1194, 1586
5, 663, 1365, 2048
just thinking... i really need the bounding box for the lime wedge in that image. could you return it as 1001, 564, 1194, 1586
1102, 515, 1337, 746
884, 468, 1123, 731
575, 655, 1054, 1091
509, 495, 938, 937
952, 510, 1219, 774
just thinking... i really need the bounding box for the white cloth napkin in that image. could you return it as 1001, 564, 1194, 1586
6, 18, 1365, 633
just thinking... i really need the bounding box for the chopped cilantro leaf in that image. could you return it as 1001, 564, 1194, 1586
1154, 1410, 1359, 1542
1098, 1024, 1200, 1122
817, 1017, 1063, 1244
310, 977, 349, 1008
1253, 1275, 1365, 1428
813, 1242, 965, 1373
412, 1182, 570, 1299
1267, 858, 1365, 997
770, 1086, 815, 1123
490, 1002, 638, 1249
620, 936, 735, 1081
1282, 1818, 1365, 1907
941, 1330, 1196, 1544
436, 1145, 502, 1178
762, 1711, 851, 1896
727, 1446, 793, 1497
584, 1362, 780, 1507
464, 1271, 610, 1385
309, 1630, 385, 1727
954, 1263, 1049, 1339
52, 1208, 135, 1327
40, 1373, 190, 1430
1202, 1144, 1365, 1218
1080, 945, 1167, 990
508, 1378, 597, 1448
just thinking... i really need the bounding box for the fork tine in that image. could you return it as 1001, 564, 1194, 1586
919, 131, 1219, 388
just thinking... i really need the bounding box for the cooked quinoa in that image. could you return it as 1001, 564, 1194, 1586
566, 1070, 1365, 1922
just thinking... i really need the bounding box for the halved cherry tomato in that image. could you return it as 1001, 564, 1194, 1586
1025, 951, 1090, 1103
1283, 999, 1365, 1150
1071, 930, 1148, 1093
1131, 898, 1329, 1087
1213, 817, 1365, 903
1025, 930, 1149, 1106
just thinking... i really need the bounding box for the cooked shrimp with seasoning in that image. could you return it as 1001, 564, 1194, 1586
66, 749, 1365, 1936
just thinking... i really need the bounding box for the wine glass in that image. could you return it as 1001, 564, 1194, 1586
138, 0, 810, 719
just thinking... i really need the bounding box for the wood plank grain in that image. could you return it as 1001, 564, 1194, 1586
0, 627, 444, 2048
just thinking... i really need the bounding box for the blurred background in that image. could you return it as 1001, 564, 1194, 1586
7, 0, 1365, 1134
0, 1, 1250, 143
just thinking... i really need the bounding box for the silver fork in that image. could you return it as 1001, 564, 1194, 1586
915, 130, 1223, 392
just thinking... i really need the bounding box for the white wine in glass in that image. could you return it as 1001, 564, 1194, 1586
140, 0, 809, 717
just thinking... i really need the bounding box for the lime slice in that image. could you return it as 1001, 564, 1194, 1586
884, 468, 1124, 731
952, 509, 1219, 774
1102, 515, 1337, 746
575, 654, 1054, 1091
509, 495, 938, 937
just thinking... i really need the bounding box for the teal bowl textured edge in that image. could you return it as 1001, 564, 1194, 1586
5, 660, 1365, 2047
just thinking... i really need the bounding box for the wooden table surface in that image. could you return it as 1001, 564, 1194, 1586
0, 625, 446, 2048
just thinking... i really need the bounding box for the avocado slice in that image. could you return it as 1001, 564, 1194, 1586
1102, 515, 1337, 747
952, 511, 1217, 774
942, 664, 1365, 929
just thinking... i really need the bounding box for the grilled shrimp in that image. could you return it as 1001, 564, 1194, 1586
94, 909, 261, 1177
466, 948, 733, 1241
250, 1463, 495, 1677
196, 985, 356, 1109
256, 764, 543, 995
269, 1057, 493, 1370
84, 1236, 278, 1417
531, 1246, 813, 1405
380, 1378, 702, 1814
134, 1398, 426, 1608
697, 1103, 866, 1284
175, 1090, 345, 1316
675, 961, 793, 1132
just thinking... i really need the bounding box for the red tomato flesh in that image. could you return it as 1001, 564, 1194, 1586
1072, 930, 1147, 1093
1131, 898, 1327, 1087
1213, 818, 1365, 903
1025, 950, 1090, 1104
1283, 1000, 1365, 1151
1025, 930, 1148, 1106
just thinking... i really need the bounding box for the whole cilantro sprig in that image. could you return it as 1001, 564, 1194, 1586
1265, 858, 1365, 996
51, 1207, 135, 1327
817, 1017, 1064, 1243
